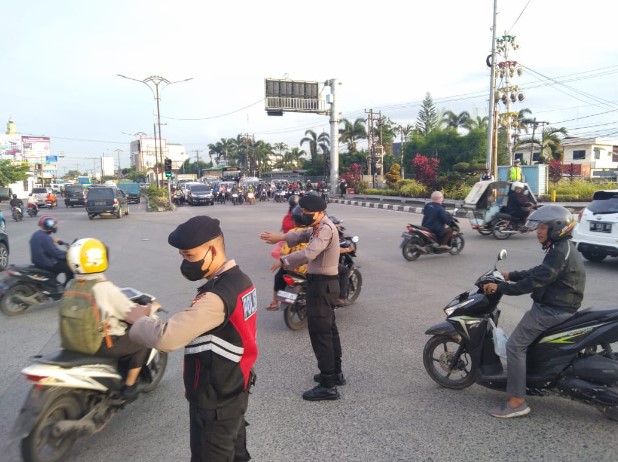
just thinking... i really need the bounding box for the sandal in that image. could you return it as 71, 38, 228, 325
265, 302, 279, 311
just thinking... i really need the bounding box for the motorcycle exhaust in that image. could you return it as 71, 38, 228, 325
556, 376, 618, 406
52, 416, 98, 438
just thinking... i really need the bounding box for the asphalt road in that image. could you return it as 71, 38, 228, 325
0, 199, 617, 462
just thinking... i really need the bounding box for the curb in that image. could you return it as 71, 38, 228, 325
331, 198, 448, 216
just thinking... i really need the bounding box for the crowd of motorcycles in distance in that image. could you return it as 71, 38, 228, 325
10, 288, 168, 462
423, 249, 618, 422
11, 201, 56, 222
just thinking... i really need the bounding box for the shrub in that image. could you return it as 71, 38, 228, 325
143, 186, 172, 210
550, 179, 615, 201
443, 184, 472, 200
349, 179, 368, 194
398, 179, 427, 198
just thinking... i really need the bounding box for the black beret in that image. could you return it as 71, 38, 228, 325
299, 194, 327, 212
168, 216, 222, 250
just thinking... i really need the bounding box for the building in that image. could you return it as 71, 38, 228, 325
514, 137, 618, 180
129, 137, 188, 182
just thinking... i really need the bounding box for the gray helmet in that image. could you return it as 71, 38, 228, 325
525, 205, 575, 242
288, 194, 299, 207
291, 205, 305, 227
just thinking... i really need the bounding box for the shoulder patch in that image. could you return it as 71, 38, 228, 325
241, 288, 257, 320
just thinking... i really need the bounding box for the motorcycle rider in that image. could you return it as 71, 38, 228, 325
421, 191, 453, 250
26, 195, 39, 214
65, 238, 152, 402
30, 215, 74, 286
482, 205, 585, 418
504, 181, 534, 224
9, 194, 24, 217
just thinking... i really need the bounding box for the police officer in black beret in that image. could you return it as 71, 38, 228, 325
128, 215, 258, 460
260, 194, 344, 401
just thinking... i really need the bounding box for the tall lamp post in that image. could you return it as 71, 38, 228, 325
117, 74, 193, 188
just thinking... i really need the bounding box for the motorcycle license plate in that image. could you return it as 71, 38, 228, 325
276, 290, 297, 302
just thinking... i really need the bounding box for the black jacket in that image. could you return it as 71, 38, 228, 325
498, 239, 585, 312
422, 202, 452, 239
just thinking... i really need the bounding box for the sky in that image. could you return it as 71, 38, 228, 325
2, 0, 617, 174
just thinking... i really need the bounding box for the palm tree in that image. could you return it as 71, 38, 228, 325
338, 118, 367, 153
285, 147, 306, 169
394, 123, 414, 178
318, 132, 330, 174
465, 115, 489, 131
273, 142, 288, 167
300, 129, 319, 163
442, 110, 471, 130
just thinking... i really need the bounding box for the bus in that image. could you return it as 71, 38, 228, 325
77, 176, 91, 186
221, 167, 241, 182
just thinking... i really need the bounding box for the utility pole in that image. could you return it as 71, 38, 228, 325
194, 149, 203, 179
325, 79, 340, 195
365, 109, 382, 188
114, 149, 123, 178
486, 0, 498, 176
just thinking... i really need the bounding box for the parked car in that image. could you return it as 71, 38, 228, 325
0, 210, 5, 232
0, 229, 9, 271
30, 187, 51, 206
85, 186, 129, 219
64, 184, 86, 207
117, 182, 141, 204
186, 183, 215, 206
572, 189, 618, 262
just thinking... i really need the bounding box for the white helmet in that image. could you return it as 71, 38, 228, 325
67, 238, 108, 274
511, 181, 524, 190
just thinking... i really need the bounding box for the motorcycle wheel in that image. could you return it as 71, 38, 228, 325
344, 269, 362, 305
1, 283, 36, 316
492, 219, 512, 240
423, 335, 475, 389
284, 303, 308, 331
140, 351, 168, 393
21, 391, 81, 462
600, 403, 618, 421
402, 239, 422, 261
477, 226, 492, 236
449, 235, 465, 255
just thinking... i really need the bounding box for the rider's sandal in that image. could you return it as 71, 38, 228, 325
265, 302, 279, 311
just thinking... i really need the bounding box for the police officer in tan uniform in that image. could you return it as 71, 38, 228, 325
260, 194, 344, 401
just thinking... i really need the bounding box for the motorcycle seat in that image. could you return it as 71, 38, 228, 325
9, 265, 58, 279
542, 307, 618, 336
34, 350, 117, 367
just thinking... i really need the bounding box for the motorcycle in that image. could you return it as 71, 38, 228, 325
12, 287, 168, 462
277, 226, 362, 331
400, 213, 464, 261
246, 191, 256, 205
490, 211, 536, 240
0, 242, 70, 316
12, 205, 24, 222
422, 250, 618, 421
320, 188, 330, 204
274, 190, 286, 203
231, 192, 239, 205
259, 189, 268, 202
46, 200, 54, 210
27, 204, 39, 217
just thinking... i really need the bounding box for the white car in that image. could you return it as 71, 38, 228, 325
572, 189, 618, 262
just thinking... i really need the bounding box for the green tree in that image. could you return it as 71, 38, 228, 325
0, 160, 29, 186
415, 92, 439, 136
385, 163, 401, 189
442, 110, 471, 130
339, 118, 367, 153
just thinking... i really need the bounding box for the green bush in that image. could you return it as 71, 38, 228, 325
548, 179, 616, 201
443, 184, 472, 200
350, 180, 369, 194
142, 186, 172, 210
398, 179, 427, 198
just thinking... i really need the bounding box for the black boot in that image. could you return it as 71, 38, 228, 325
121, 383, 139, 403
303, 374, 340, 401
313, 372, 346, 386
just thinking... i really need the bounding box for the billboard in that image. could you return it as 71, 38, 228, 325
22, 136, 50, 162
264, 78, 323, 115
0, 134, 22, 160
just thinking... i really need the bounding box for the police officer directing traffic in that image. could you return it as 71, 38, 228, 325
128, 216, 258, 461
260, 194, 344, 401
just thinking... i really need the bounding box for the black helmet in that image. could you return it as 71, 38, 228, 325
525, 205, 575, 243
288, 194, 299, 207
291, 205, 305, 227
12, 194, 17, 199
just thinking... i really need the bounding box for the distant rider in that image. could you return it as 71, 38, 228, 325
504, 181, 534, 224
10, 194, 24, 213
422, 191, 453, 250
30, 216, 74, 285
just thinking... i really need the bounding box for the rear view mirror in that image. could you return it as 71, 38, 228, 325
498, 249, 508, 261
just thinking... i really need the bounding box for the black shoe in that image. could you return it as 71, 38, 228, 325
121, 383, 139, 403
302, 385, 340, 401
313, 372, 346, 386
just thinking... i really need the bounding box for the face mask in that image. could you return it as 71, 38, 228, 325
299, 212, 316, 227
180, 247, 213, 281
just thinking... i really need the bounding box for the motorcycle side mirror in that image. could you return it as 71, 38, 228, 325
351, 236, 359, 243
498, 249, 508, 261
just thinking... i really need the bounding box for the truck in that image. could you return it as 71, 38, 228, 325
175, 173, 197, 182
77, 176, 91, 186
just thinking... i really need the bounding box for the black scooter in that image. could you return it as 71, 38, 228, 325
277, 222, 362, 331
400, 212, 464, 261
422, 250, 618, 420
0, 242, 69, 316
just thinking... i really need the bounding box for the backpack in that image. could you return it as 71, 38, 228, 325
59, 279, 112, 355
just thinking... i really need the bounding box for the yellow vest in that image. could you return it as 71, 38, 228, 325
509, 166, 522, 181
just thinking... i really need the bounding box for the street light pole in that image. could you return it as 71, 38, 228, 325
117, 74, 193, 188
